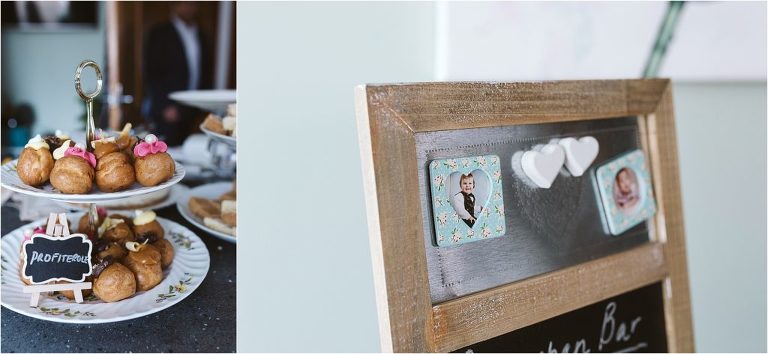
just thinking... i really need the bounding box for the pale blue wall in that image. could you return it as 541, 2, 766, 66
674, 82, 767, 352
1, 4, 106, 137
237, 2, 435, 352
237, 3, 765, 352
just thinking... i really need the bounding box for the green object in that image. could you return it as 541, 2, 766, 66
643, 1, 685, 78
9, 127, 31, 147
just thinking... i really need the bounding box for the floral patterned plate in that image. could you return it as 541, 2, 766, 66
0, 160, 185, 203
176, 182, 236, 243
0, 212, 209, 323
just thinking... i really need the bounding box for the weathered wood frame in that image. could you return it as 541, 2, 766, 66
355, 80, 694, 352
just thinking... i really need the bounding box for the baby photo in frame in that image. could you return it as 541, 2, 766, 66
429, 155, 506, 246
595, 149, 657, 235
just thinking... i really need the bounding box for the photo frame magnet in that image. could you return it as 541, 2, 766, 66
429, 155, 506, 247
594, 149, 657, 236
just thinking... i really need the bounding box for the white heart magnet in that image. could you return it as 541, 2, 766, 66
559, 136, 599, 177
521, 144, 565, 188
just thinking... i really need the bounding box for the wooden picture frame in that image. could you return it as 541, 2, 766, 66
355, 80, 693, 352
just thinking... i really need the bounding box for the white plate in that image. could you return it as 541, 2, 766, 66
54, 184, 190, 212
169, 89, 235, 114
199, 123, 236, 149
1, 212, 210, 323
0, 160, 185, 203
177, 182, 236, 243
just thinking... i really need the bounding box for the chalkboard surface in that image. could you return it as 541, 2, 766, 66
22, 234, 93, 284
456, 282, 667, 353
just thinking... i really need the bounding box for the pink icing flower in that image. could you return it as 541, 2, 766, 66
133, 134, 168, 158
24, 226, 46, 242
64, 146, 96, 168
97, 207, 107, 219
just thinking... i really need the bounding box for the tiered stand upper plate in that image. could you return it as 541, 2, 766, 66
1, 160, 185, 203
168, 89, 236, 149
169, 89, 234, 114
54, 184, 190, 212
199, 124, 236, 148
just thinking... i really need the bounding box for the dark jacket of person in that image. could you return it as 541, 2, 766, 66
143, 21, 213, 144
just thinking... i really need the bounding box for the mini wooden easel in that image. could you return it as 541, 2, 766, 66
45, 212, 70, 237
23, 213, 93, 307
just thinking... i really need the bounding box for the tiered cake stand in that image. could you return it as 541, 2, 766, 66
170, 90, 237, 242
0, 60, 209, 323
200, 123, 236, 149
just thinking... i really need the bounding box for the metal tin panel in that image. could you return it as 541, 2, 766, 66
416, 117, 652, 304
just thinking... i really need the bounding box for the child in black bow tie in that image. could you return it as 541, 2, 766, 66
451, 173, 483, 227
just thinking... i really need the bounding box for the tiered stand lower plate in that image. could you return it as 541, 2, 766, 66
0, 161, 210, 323
1, 213, 210, 323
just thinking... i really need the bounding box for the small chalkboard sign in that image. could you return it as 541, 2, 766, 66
20, 213, 94, 307
456, 282, 667, 353
22, 233, 93, 284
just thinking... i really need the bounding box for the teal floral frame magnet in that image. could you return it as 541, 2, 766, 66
429, 155, 506, 247
595, 149, 657, 235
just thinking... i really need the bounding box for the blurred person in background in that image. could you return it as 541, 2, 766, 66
143, 1, 213, 146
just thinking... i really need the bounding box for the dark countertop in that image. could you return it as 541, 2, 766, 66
0, 185, 236, 353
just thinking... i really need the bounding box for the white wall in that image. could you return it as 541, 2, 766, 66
437, 2, 767, 81
1, 5, 106, 136
238, 2, 435, 352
